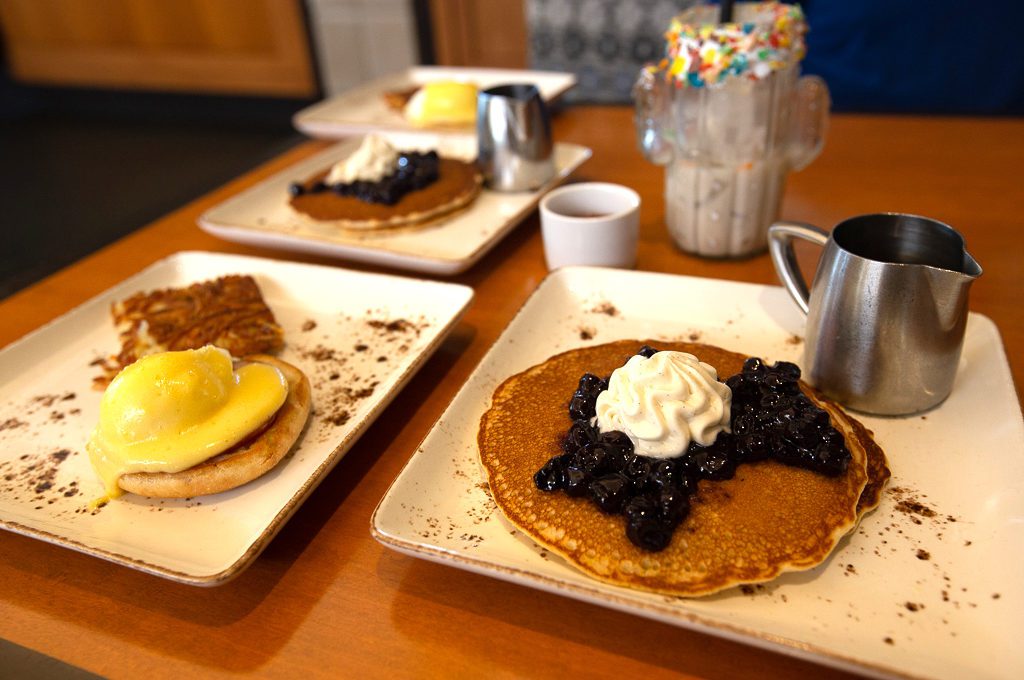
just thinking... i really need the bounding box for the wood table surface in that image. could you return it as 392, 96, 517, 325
0, 107, 1021, 679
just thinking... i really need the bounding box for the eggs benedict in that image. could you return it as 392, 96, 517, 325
87, 345, 311, 501
404, 80, 478, 127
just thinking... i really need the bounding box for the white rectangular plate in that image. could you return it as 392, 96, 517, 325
199, 132, 590, 275
0, 252, 472, 585
372, 267, 1024, 680
293, 66, 577, 138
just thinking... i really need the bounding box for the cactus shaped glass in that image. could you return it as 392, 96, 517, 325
634, 2, 829, 258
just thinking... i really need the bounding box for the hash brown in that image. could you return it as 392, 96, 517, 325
97, 275, 284, 385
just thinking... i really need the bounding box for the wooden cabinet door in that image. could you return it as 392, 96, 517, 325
428, 0, 527, 68
0, 0, 317, 97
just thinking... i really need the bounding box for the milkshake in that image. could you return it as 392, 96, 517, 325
634, 2, 829, 258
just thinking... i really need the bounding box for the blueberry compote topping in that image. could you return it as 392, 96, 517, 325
533, 346, 852, 552
289, 150, 440, 205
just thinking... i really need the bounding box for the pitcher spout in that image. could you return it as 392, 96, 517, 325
962, 250, 983, 278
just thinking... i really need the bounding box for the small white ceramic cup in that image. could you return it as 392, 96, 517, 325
539, 182, 640, 270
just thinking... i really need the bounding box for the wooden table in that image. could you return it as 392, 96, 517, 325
1, 108, 1021, 678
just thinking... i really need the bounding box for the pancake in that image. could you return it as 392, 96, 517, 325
288, 157, 482, 230
849, 414, 891, 517
478, 340, 888, 597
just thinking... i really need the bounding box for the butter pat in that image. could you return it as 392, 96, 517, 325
595, 351, 731, 457
326, 134, 399, 185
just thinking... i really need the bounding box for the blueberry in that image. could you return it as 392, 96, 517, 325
288, 182, 305, 197
655, 487, 690, 526
782, 420, 810, 446
624, 456, 652, 490
737, 433, 769, 461
564, 466, 592, 497
568, 394, 596, 421
562, 420, 597, 454
811, 442, 850, 476
589, 473, 630, 513
689, 448, 736, 480
648, 459, 677, 489
637, 345, 660, 358
597, 430, 634, 457
626, 516, 673, 552
623, 495, 656, 522
577, 446, 608, 474
770, 434, 802, 465
808, 408, 831, 427
775, 361, 801, 380
819, 429, 842, 446
577, 373, 606, 396
533, 458, 566, 491
733, 413, 753, 436
743, 357, 765, 374
676, 469, 700, 495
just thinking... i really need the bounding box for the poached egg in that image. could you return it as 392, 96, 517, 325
86, 345, 288, 501
404, 80, 478, 127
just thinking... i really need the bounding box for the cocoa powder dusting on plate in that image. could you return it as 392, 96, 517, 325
0, 448, 81, 507
0, 418, 27, 432
590, 302, 619, 317
295, 315, 430, 439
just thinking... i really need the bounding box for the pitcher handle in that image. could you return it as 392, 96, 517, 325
788, 75, 830, 171
768, 221, 829, 315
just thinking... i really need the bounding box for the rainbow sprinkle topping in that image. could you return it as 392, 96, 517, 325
656, 2, 807, 88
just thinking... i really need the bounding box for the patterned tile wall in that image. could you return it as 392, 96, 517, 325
526, 0, 699, 103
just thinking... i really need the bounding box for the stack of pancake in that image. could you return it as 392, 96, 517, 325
288, 157, 482, 231
478, 340, 890, 597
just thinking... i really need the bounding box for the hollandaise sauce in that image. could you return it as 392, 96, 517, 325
86, 345, 287, 503
404, 81, 478, 126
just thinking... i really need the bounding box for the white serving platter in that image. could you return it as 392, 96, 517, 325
0, 252, 472, 585
293, 66, 577, 138
199, 132, 590, 275
372, 266, 1024, 680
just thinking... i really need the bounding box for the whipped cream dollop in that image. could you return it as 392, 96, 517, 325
594, 351, 731, 458
326, 134, 399, 184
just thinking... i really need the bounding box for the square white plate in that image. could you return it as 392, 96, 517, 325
293, 66, 577, 138
372, 267, 1024, 680
199, 132, 590, 275
0, 252, 472, 585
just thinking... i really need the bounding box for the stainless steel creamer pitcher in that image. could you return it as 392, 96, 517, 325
476, 83, 554, 192
768, 213, 982, 415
